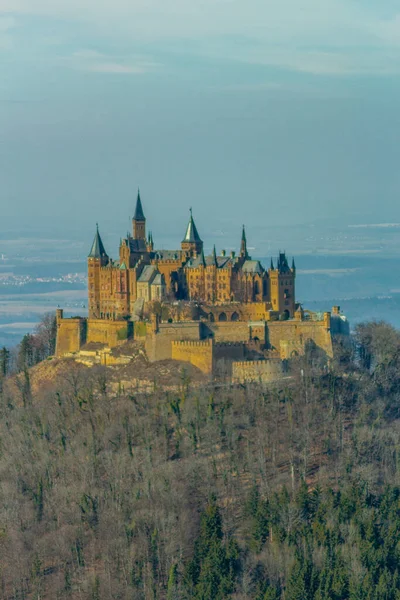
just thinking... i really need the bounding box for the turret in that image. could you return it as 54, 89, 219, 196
88, 224, 108, 318
181, 208, 203, 256
269, 251, 296, 318
132, 189, 146, 241
147, 231, 154, 252
88, 223, 108, 263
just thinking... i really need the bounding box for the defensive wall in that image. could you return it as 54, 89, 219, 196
232, 359, 286, 384
56, 305, 347, 380
145, 321, 201, 362
171, 339, 214, 374
267, 315, 333, 358
56, 316, 86, 356
55, 310, 132, 356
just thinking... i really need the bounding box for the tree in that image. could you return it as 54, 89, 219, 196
18, 333, 34, 370
0, 346, 10, 377
185, 496, 239, 599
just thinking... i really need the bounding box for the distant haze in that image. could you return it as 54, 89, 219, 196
1, 1, 400, 241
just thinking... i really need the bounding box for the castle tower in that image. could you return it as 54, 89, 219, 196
132, 189, 146, 241
88, 224, 108, 318
240, 225, 249, 259
181, 209, 203, 256
269, 252, 296, 318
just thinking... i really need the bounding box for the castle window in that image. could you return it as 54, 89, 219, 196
218, 312, 227, 322
231, 312, 239, 322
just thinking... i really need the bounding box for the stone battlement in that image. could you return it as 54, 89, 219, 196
232, 358, 286, 384
215, 341, 247, 347
171, 339, 213, 348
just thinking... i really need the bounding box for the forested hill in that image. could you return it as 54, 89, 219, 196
1, 322, 400, 599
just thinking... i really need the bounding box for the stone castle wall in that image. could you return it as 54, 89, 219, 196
204, 321, 249, 342
56, 317, 86, 356
145, 321, 201, 362
171, 339, 214, 374
87, 319, 131, 347
56, 311, 132, 357
232, 359, 285, 383
56, 305, 340, 379
267, 319, 333, 358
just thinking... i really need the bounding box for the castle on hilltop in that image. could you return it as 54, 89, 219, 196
56, 189, 349, 383
88, 190, 295, 321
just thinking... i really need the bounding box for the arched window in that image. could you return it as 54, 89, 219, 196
263, 280, 267, 297
218, 312, 227, 322
209, 312, 215, 322
231, 312, 239, 322
254, 281, 260, 295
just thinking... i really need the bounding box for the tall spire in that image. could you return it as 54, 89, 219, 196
240, 225, 248, 258
88, 224, 107, 259
132, 188, 146, 240
200, 247, 206, 267
270, 258, 274, 270
212, 244, 218, 267
292, 257, 296, 272
133, 188, 145, 221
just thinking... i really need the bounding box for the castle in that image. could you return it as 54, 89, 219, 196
56, 191, 349, 383
88, 191, 295, 321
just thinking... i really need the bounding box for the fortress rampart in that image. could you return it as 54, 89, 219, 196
171, 339, 214, 374
55, 304, 348, 381
232, 359, 286, 383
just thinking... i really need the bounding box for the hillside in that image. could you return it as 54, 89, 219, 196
1, 321, 400, 599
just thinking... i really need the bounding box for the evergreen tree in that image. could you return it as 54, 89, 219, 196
185, 496, 239, 599
18, 334, 34, 370
0, 346, 10, 377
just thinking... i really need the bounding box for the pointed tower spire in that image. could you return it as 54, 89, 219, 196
133, 188, 145, 220
181, 208, 203, 256
200, 247, 206, 267
240, 225, 248, 258
88, 224, 108, 259
292, 257, 296, 272
147, 231, 154, 252
212, 244, 218, 267
132, 188, 146, 240
270, 258, 274, 270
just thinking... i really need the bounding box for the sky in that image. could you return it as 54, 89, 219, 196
1, 0, 400, 249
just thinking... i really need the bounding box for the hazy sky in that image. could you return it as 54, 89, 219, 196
1, 1, 400, 246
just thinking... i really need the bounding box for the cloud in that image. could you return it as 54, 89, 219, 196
0, 14, 16, 48
1, 0, 400, 75
69, 50, 158, 74
83, 62, 149, 74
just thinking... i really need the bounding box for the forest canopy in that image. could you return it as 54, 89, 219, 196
1, 320, 400, 599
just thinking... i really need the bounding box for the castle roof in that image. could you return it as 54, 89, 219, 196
88, 225, 108, 259
153, 250, 181, 261
133, 189, 145, 221
138, 265, 158, 283
151, 273, 164, 286
241, 260, 263, 274
129, 238, 148, 253
183, 210, 202, 244
185, 253, 236, 269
